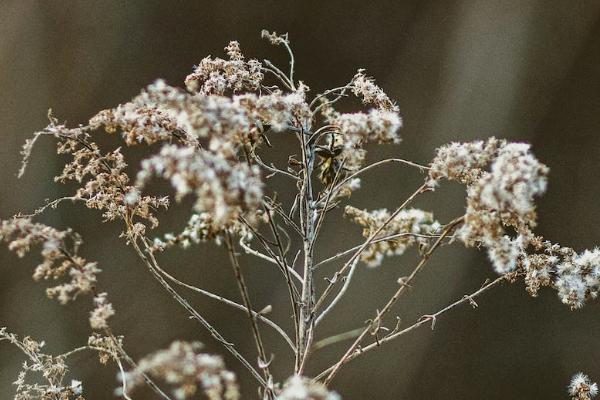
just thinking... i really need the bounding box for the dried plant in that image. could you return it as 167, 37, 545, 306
2, 30, 598, 399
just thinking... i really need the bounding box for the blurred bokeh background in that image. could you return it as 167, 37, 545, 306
2, 1, 600, 398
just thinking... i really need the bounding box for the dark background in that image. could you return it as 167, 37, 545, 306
2, 1, 600, 399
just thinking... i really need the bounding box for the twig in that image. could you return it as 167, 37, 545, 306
144, 246, 295, 351
311, 85, 353, 116
314, 183, 430, 313
263, 198, 303, 237
280, 34, 296, 89
19, 196, 84, 218
108, 331, 173, 400
321, 158, 430, 207
307, 125, 338, 145
115, 353, 133, 400
130, 233, 268, 389
323, 216, 464, 385
253, 153, 300, 181
239, 239, 280, 264
262, 61, 293, 90
313, 232, 450, 269
58, 344, 146, 400
224, 232, 274, 394
296, 125, 317, 374
239, 217, 304, 288
309, 86, 352, 109
315, 257, 359, 326
264, 206, 301, 343
315, 273, 508, 381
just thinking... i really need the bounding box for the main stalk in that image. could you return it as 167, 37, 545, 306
296, 127, 317, 373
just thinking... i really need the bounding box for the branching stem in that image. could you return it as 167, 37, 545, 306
322, 216, 464, 385
315, 273, 508, 381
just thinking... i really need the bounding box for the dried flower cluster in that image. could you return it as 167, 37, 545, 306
185, 41, 263, 95
0, 218, 99, 306
89, 293, 115, 330
123, 341, 239, 400
89, 104, 179, 146
87, 333, 123, 366
429, 138, 548, 254
344, 206, 440, 267
427, 138, 502, 185
276, 376, 340, 400
350, 70, 399, 112
316, 71, 403, 181
326, 110, 402, 172
260, 29, 289, 46
2, 30, 596, 400
522, 240, 600, 309
137, 144, 262, 229
429, 138, 600, 309
0, 328, 84, 400
152, 212, 220, 250
569, 373, 599, 400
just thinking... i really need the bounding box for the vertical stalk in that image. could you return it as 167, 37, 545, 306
296, 127, 316, 373
224, 231, 273, 398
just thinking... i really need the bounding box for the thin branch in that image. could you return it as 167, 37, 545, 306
282, 38, 296, 89
322, 158, 430, 207
314, 183, 430, 313
240, 238, 303, 284
277, 224, 293, 256
239, 239, 280, 264
264, 206, 301, 338
59, 340, 150, 400
253, 153, 300, 181
19, 196, 84, 218
309, 86, 352, 109
307, 125, 338, 145
311, 85, 353, 116
288, 193, 300, 222
130, 233, 268, 389
224, 232, 274, 393
116, 355, 133, 400
145, 245, 295, 351
109, 332, 173, 400
314, 256, 359, 327
262, 61, 293, 90
323, 216, 464, 385
239, 216, 278, 247
313, 232, 450, 269
239, 217, 304, 289
315, 274, 508, 381
296, 125, 317, 374
264, 198, 303, 237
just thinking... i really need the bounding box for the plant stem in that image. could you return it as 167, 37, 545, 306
315, 273, 508, 381
323, 216, 464, 385
146, 248, 296, 350
297, 126, 317, 374
225, 231, 274, 393
130, 233, 268, 390
314, 183, 430, 314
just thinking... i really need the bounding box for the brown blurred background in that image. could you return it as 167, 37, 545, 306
2, 1, 600, 399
